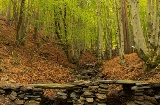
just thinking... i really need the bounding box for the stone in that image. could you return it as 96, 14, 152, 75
126, 101, 136, 105
18, 94, 25, 99
144, 101, 155, 105
155, 95, 160, 99
33, 88, 43, 92
0, 89, 5, 94
96, 98, 107, 103
99, 84, 108, 89
84, 102, 97, 105
20, 87, 27, 91
134, 96, 144, 101
24, 100, 40, 105
134, 92, 144, 96
88, 86, 99, 92
35, 98, 41, 101
14, 99, 25, 105
96, 93, 107, 100
144, 89, 154, 96
144, 95, 158, 104
97, 103, 106, 105
70, 92, 79, 98
9, 94, 17, 100
3, 86, 12, 90
11, 91, 17, 97
86, 98, 94, 103
82, 91, 94, 97
25, 95, 40, 98
98, 88, 108, 94
134, 100, 144, 105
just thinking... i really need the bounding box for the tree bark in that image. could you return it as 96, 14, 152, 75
16, 0, 26, 45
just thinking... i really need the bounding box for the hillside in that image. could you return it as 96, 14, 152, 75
1, 18, 160, 104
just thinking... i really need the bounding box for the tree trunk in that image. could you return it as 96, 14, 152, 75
130, 0, 148, 59
96, 0, 103, 62
16, 0, 26, 45
6, 0, 12, 25
120, 0, 131, 54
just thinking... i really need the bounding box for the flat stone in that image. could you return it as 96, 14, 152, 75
96, 93, 107, 99
96, 98, 107, 103
70, 92, 79, 98
33, 88, 43, 92
132, 86, 150, 90
0, 89, 5, 94
11, 91, 17, 97
14, 99, 25, 105
18, 94, 25, 99
134, 100, 144, 105
99, 84, 108, 89
155, 95, 160, 99
24, 100, 40, 105
98, 80, 140, 84
144, 95, 158, 104
3, 86, 12, 90
126, 101, 136, 105
98, 88, 108, 94
86, 98, 94, 103
9, 94, 17, 100
144, 101, 155, 105
134, 92, 144, 96
82, 91, 94, 97
134, 96, 144, 101
97, 103, 106, 105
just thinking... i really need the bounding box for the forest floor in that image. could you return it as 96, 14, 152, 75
1, 18, 160, 104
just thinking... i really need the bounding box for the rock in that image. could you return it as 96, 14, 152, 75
98, 88, 108, 94
82, 91, 94, 97
18, 94, 25, 99
14, 99, 25, 105
144, 89, 154, 96
96, 93, 107, 99
155, 95, 160, 99
70, 92, 79, 98
99, 84, 108, 89
0, 89, 5, 94
33, 88, 43, 92
9, 94, 17, 101
144, 100, 155, 105
24, 100, 40, 105
86, 98, 94, 103
3, 86, 12, 90
134, 92, 144, 96
127, 101, 136, 105
134, 100, 144, 105
134, 96, 144, 101
144, 95, 158, 104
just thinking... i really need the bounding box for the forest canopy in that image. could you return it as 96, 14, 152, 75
0, 0, 160, 69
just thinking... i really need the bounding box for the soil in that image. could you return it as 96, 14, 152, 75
0, 18, 160, 104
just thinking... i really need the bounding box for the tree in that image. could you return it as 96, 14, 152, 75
16, 0, 26, 45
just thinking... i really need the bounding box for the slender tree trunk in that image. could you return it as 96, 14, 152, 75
6, 0, 12, 25
96, 0, 103, 62
121, 0, 131, 54
33, 0, 39, 40
105, 0, 112, 60
16, 0, 26, 45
